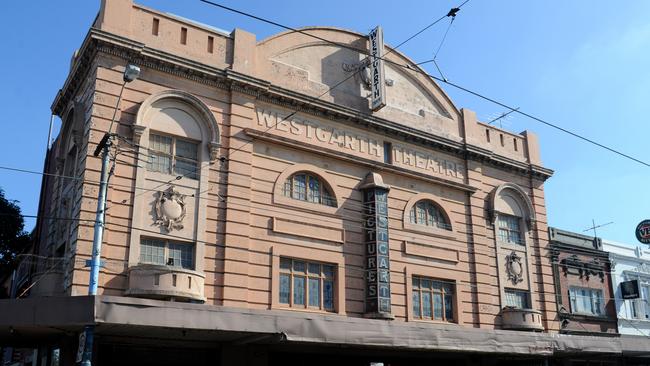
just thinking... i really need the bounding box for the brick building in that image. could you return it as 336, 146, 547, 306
1, 0, 644, 365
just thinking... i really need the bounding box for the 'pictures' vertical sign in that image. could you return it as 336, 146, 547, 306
369, 26, 386, 112
363, 186, 392, 317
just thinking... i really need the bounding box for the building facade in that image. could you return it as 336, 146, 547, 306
548, 227, 618, 336
605, 240, 650, 337
3, 0, 647, 365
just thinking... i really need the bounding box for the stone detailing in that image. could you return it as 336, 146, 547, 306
505, 251, 524, 285
560, 254, 606, 282
154, 187, 187, 232
255, 108, 464, 180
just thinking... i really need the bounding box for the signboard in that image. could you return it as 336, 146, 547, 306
621, 279, 640, 299
369, 26, 386, 112
363, 187, 392, 316
636, 219, 650, 244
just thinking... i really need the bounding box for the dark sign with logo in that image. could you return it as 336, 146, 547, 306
637, 220, 650, 245
363, 187, 391, 316
621, 279, 640, 299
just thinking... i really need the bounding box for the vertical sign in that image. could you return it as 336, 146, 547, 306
369, 26, 386, 111
363, 186, 392, 316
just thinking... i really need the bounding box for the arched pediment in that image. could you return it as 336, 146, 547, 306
135, 90, 220, 145
255, 27, 462, 139
490, 183, 535, 221
134, 90, 220, 160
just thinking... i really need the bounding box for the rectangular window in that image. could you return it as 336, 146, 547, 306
569, 287, 604, 316
498, 214, 523, 245
207, 36, 214, 53
383, 142, 392, 164
412, 276, 454, 322
279, 257, 335, 311
140, 237, 195, 270
147, 133, 199, 179
504, 289, 530, 309
180, 27, 188, 45
634, 284, 650, 319
152, 18, 160, 36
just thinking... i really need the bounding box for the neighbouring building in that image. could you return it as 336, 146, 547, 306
605, 240, 650, 337
2, 0, 647, 365
548, 227, 618, 336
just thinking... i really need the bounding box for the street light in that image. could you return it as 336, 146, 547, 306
81, 63, 140, 366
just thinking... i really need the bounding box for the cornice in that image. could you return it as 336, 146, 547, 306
52, 28, 553, 181
244, 128, 477, 194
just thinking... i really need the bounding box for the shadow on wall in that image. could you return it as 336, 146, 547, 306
321, 38, 369, 113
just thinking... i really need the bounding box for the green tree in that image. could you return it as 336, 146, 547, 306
0, 188, 30, 279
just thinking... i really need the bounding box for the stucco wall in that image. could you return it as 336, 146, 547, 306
39, 0, 560, 333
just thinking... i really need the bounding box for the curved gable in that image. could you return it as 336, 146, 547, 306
255, 27, 462, 139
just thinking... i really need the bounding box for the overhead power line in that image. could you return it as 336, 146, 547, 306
102, 0, 466, 212
199, 0, 650, 169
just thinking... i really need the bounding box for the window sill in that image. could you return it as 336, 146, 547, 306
145, 170, 200, 189
273, 195, 339, 216
410, 318, 457, 325
498, 241, 527, 249
274, 305, 338, 316
403, 221, 457, 241
562, 312, 610, 321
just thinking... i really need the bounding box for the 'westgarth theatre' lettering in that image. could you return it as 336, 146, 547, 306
255, 108, 462, 179
257, 109, 383, 157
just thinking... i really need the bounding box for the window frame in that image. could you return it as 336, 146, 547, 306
278, 257, 336, 312
139, 237, 196, 270
631, 280, 650, 320
147, 132, 200, 180
569, 286, 604, 316
409, 200, 452, 231
497, 214, 524, 246
504, 288, 531, 309
411, 276, 455, 322
283, 172, 337, 207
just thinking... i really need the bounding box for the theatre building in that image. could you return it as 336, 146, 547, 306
2, 0, 642, 365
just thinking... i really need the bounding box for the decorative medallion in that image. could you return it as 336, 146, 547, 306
505, 251, 524, 285
154, 187, 186, 232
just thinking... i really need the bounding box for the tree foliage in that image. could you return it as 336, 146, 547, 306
0, 188, 31, 278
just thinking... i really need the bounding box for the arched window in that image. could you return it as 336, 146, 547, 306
490, 183, 535, 247
409, 200, 451, 230
283, 172, 336, 207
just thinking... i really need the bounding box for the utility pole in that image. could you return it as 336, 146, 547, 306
79, 64, 140, 366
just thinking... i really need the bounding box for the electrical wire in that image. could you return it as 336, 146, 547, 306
199, 0, 650, 169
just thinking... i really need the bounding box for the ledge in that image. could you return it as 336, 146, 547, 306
125, 264, 206, 302
0, 295, 643, 356
272, 217, 344, 244
501, 307, 544, 332
246, 128, 477, 194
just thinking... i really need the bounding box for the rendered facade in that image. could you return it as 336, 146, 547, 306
548, 227, 617, 336
605, 240, 650, 337
1, 0, 649, 365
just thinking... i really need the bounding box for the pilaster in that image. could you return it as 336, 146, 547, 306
221, 89, 256, 307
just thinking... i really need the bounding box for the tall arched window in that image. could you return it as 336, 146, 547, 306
409, 200, 451, 230
283, 172, 336, 207
491, 183, 534, 247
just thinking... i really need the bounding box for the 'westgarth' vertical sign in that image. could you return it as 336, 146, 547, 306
369, 26, 386, 112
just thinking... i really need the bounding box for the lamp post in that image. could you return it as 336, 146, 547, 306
80, 63, 140, 366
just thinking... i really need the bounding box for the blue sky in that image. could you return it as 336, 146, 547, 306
1, 1, 648, 244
